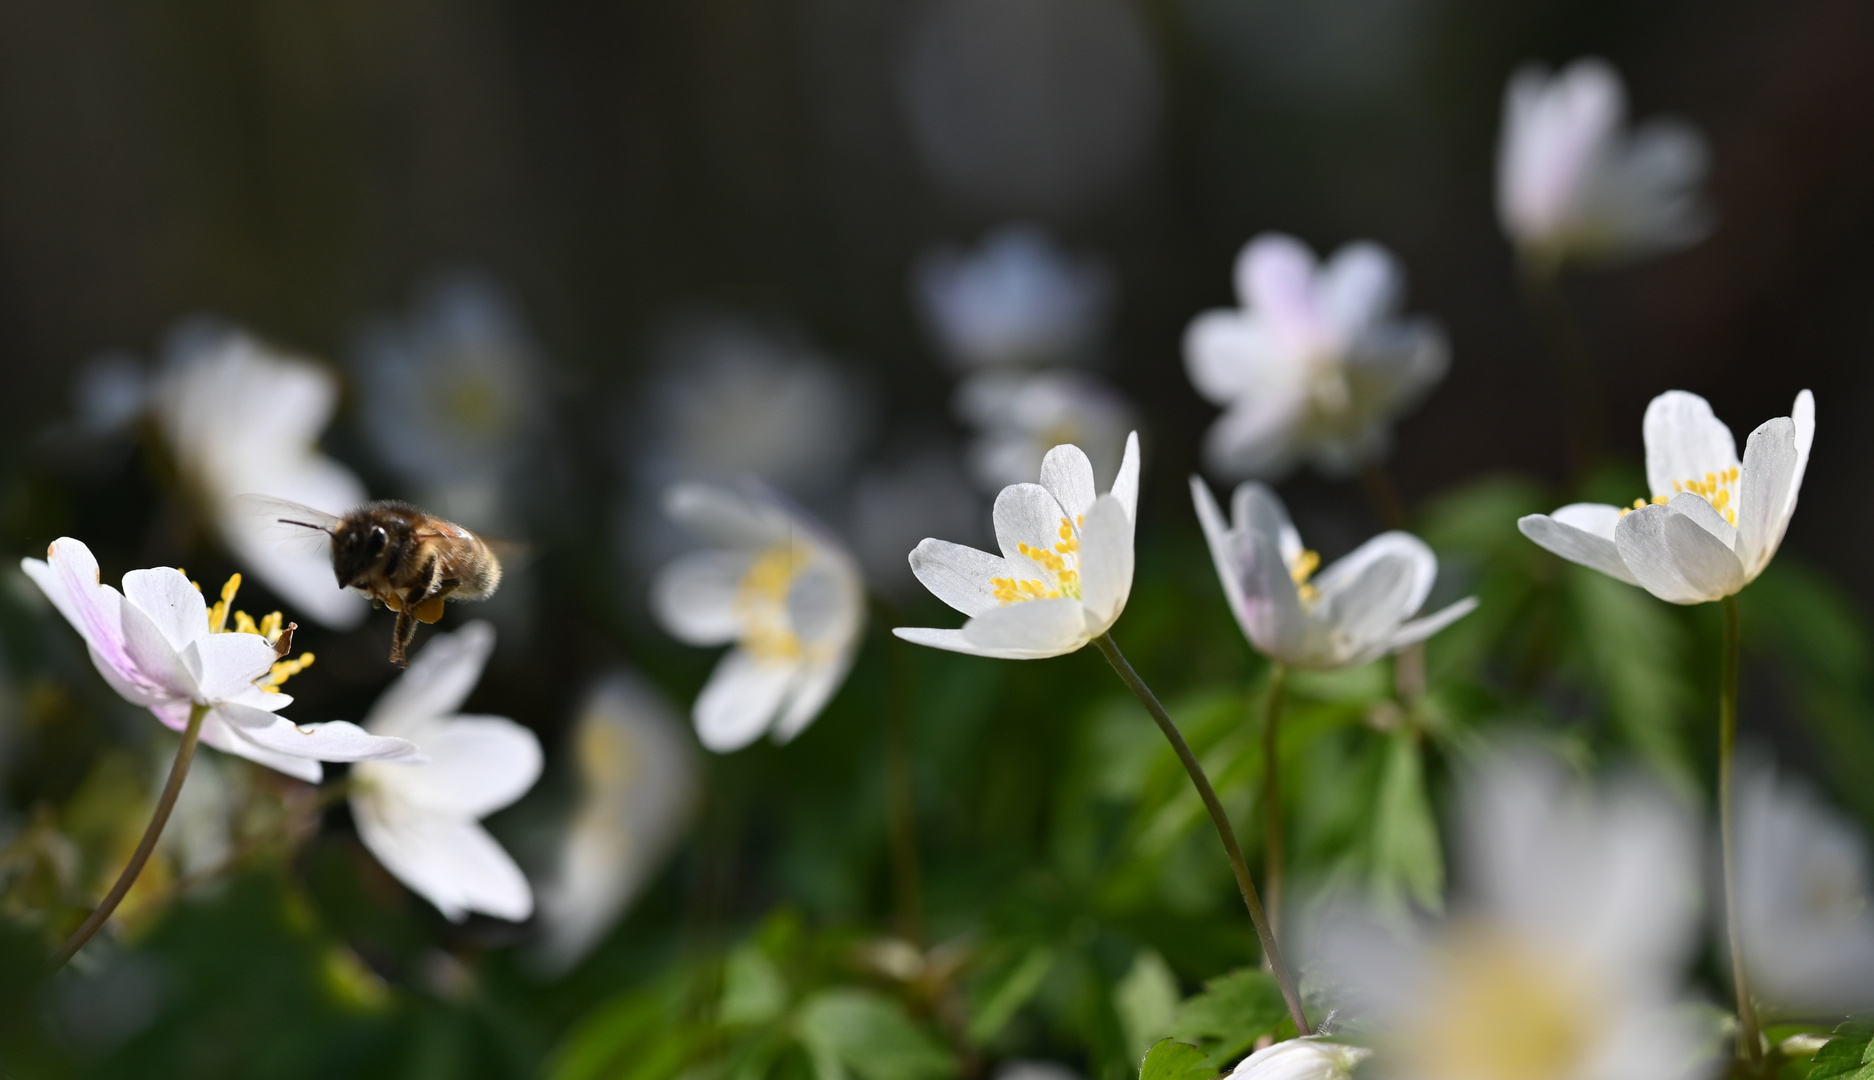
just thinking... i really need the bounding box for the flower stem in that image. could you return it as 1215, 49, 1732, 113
1261, 663, 1288, 952
887, 635, 927, 945
52, 701, 209, 969
1719, 595, 1763, 1065
1094, 633, 1312, 1036
1518, 260, 1606, 480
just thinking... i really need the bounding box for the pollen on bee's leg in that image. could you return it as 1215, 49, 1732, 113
414, 596, 447, 624
383, 593, 402, 612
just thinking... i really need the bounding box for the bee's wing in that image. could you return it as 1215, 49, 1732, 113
234, 494, 341, 554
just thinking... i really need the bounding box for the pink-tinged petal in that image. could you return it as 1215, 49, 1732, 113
1235, 233, 1321, 347
187, 631, 278, 705
220, 702, 421, 762
1615, 503, 1745, 604
1643, 390, 1738, 500
693, 648, 793, 753
363, 622, 496, 736
1110, 431, 1140, 521
1519, 508, 1639, 586
1037, 442, 1097, 521
120, 568, 209, 653
908, 539, 1011, 619
1076, 495, 1133, 633
118, 592, 199, 700
959, 597, 1086, 658
197, 711, 322, 782
1319, 242, 1402, 342
363, 715, 541, 818
38, 539, 136, 678
352, 796, 532, 922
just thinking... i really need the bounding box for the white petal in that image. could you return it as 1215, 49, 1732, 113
1666, 490, 1737, 548
892, 625, 1036, 659
1075, 494, 1134, 633
1319, 241, 1401, 342
1233, 482, 1304, 566
907, 539, 1011, 618
353, 797, 532, 922
692, 648, 793, 752
1203, 393, 1307, 481
118, 593, 199, 700
187, 630, 279, 704
960, 597, 1087, 658
120, 568, 210, 653
1643, 390, 1738, 499
364, 716, 541, 818
38, 539, 137, 680
196, 711, 323, 782
1551, 501, 1624, 542
363, 621, 496, 735
1386, 596, 1480, 652
220, 703, 422, 762
663, 482, 789, 549
1615, 503, 1745, 604
1518, 508, 1640, 586
1110, 431, 1140, 521
1191, 476, 1244, 601
1037, 442, 1097, 520
1184, 312, 1281, 403
1736, 415, 1798, 576
773, 650, 855, 744
992, 482, 1070, 574
1311, 532, 1438, 659
651, 550, 751, 646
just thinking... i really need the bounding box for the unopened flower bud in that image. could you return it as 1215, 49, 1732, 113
1228, 1037, 1371, 1080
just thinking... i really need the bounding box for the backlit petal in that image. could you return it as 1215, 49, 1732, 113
1736, 414, 1798, 576
907, 539, 1011, 618
1643, 390, 1738, 500
1110, 431, 1140, 522
121, 568, 210, 653
992, 482, 1069, 576
1519, 508, 1640, 586
651, 550, 752, 646
1038, 442, 1097, 521
353, 798, 532, 922
960, 597, 1087, 658
1076, 494, 1134, 633
363, 621, 497, 734
364, 715, 541, 818
1615, 503, 1745, 604
692, 648, 793, 752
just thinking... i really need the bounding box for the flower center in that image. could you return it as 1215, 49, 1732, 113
1398, 926, 1604, 1080
992, 516, 1082, 604
196, 572, 314, 692
735, 544, 810, 663
1620, 466, 1741, 525
1290, 548, 1321, 603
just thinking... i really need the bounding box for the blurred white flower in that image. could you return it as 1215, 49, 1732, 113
350, 622, 542, 922
155, 749, 231, 876
899, 0, 1161, 216
991, 1062, 1083, 1080
150, 322, 368, 629
1314, 747, 1713, 1080
1228, 1038, 1370, 1080
1520, 390, 1813, 604
21, 539, 415, 782
1732, 765, 1874, 1017
1192, 479, 1475, 669
533, 673, 698, 974
351, 273, 545, 531
897, 433, 1138, 659
1498, 58, 1711, 269
915, 224, 1111, 369
652, 484, 866, 752
1184, 233, 1447, 481
955, 368, 1135, 496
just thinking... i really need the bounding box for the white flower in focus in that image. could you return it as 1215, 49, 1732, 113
1519, 390, 1814, 604
1228, 1038, 1370, 1080
349, 622, 542, 922
955, 368, 1136, 495
533, 674, 698, 974
1184, 234, 1447, 481
150, 323, 368, 629
652, 484, 866, 752
21, 538, 417, 782
1314, 748, 1713, 1080
351, 273, 544, 530
1498, 58, 1711, 268
896, 432, 1139, 659
1192, 479, 1476, 669
915, 224, 1112, 369
1732, 765, 1874, 1016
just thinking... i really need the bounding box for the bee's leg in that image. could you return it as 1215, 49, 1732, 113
389, 597, 421, 667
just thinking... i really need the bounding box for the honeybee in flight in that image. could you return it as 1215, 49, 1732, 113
241, 496, 503, 667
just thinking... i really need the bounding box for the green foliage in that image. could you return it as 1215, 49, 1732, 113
1138, 1039, 1214, 1080
796, 990, 955, 1080
1165, 967, 1289, 1071
1807, 1023, 1874, 1080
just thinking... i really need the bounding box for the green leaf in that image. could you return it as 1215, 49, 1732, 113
1566, 566, 1694, 788
968, 945, 1055, 1045
1808, 1023, 1874, 1080
796, 988, 956, 1080
721, 942, 790, 1026
1115, 949, 1181, 1061
1168, 967, 1287, 1067
1139, 1038, 1214, 1080
1370, 731, 1443, 917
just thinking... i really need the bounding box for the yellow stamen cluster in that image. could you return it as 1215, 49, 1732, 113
1616, 465, 1743, 525
735, 544, 810, 663
1291, 548, 1321, 603
995, 517, 1084, 604
198, 572, 313, 691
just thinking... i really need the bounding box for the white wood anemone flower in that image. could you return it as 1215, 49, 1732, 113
1498, 57, 1711, 268
1227, 1038, 1370, 1080
1731, 764, 1874, 1017
1192, 479, 1476, 670
1312, 747, 1713, 1080
896, 432, 1139, 659
150, 323, 368, 629
349, 622, 542, 922
652, 483, 866, 753
21, 538, 418, 783
1519, 390, 1814, 604
1184, 233, 1447, 481
914, 223, 1112, 369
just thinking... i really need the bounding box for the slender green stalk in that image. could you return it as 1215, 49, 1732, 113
1094, 633, 1312, 1036
1261, 664, 1288, 948
1518, 260, 1606, 479
887, 635, 927, 945
52, 701, 209, 969
1719, 595, 1763, 1065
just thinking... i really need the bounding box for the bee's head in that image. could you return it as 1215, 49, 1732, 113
331, 520, 393, 590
